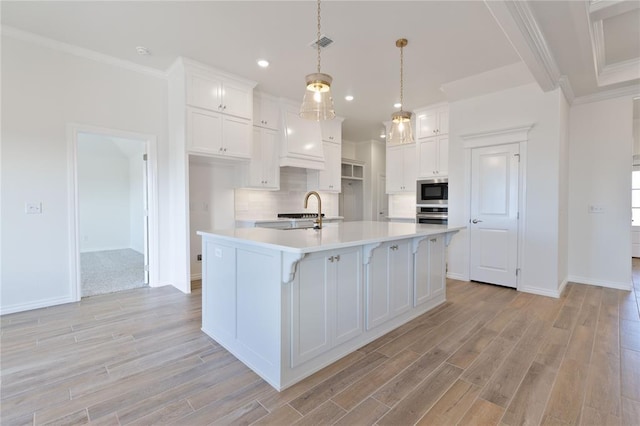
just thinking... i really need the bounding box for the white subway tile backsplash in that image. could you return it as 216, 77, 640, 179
235, 167, 339, 220
388, 194, 416, 218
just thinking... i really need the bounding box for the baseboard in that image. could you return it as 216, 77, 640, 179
447, 272, 469, 282
191, 273, 202, 281
518, 285, 561, 299
567, 275, 632, 291
0, 295, 75, 316
80, 246, 131, 253
558, 277, 569, 296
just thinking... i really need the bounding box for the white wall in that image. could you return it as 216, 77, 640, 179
568, 96, 634, 290
634, 118, 640, 158
1, 35, 170, 314
78, 136, 131, 252
448, 83, 565, 296
235, 167, 339, 220
189, 160, 236, 278
558, 91, 570, 289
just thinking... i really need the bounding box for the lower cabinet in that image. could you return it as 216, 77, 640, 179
415, 235, 445, 306
290, 247, 362, 367
366, 239, 413, 330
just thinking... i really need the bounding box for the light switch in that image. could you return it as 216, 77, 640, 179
588, 205, 605, 214
215, 248, 222, 258
25, 202, 42, 214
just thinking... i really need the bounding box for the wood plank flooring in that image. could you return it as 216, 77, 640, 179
2, 267, 640, 425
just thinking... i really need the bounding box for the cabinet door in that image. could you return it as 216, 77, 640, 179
260, 129, 279, 189
366, 243, 390, 329
187, 107, 222, 154
291, 254, 331, 367
321, 119, 342, 144
386, 145, 404, 193
414, 238, 431, 306
416, 111, 438, 139
437, 137, 449, 176
429, 236, 445, 298
317, 142, 341, 192
187, 73, 222, 111
254, 95, 280, 130
202, 241, 236, 340
402, 144, 417, 190
388, 240, 412, 317
418, 137, 438, 178
222, 80, 253, 120
222, 116, 252, 159
248, 128, 264, 187
334, 248, 363, 345
437, 109, 449, 135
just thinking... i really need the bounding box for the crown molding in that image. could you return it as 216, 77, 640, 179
461, 124, 534, 149
558, 76, 575, 104
484, 0, 561, 93
2, 26, 167, 80
572, 85, 640, 105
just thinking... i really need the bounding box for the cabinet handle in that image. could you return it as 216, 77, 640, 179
328, 256, 334, 262
390, 245, 398, 250
224, 148, 227, 152
219, 147, 223, 152
223, 105, 227, 110
218, 104, 223, 109
335, 255, 340, 262
430, 238, 437, 243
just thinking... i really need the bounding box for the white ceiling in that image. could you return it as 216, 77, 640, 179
2, 1, 639, 141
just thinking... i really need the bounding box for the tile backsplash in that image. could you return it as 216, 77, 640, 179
235, 167, 339, 220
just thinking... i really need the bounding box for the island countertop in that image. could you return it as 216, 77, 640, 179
197, 221, 464, 254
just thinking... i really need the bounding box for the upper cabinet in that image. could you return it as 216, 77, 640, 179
415, 105, 448, 138
168, 58, 257, 160
321, 119, 342, 144
415, 104, 449, 178
187, 71, 253, 120
386, 143, 417, 193
253, 92, 280, 131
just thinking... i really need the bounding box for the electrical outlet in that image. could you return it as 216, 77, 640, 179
25, 202, 42, 214
197, 254, 202, 262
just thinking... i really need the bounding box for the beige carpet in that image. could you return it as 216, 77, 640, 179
80, 248, 147, 297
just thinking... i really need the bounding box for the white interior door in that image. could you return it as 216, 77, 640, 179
378, 174, 388, 221
632, 170, 640, 257
469, 143, 519, 288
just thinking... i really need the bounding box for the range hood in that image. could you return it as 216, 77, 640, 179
279, 100, 325, 170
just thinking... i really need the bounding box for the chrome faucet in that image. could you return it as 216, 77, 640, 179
303, 191, 322, 229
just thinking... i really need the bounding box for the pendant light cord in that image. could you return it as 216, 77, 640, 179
317, 0, 322, 73
399, 43, 404, 112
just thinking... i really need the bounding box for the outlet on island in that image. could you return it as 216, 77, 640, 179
197, 254, 202, 262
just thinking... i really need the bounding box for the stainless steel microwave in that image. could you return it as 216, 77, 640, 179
417, 178, 448, 205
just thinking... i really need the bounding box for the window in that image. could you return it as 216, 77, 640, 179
633, 170, 640, 226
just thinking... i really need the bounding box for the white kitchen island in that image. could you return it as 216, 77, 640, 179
197, 221, 462, 391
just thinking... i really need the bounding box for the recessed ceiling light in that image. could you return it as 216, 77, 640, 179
345, 95, 354, 101
257, 59, 270, 68
394, 102, 402, 108
380, 133, 386, 138
136, 46, 150, 56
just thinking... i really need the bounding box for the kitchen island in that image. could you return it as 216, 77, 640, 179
197, 221, 462, 391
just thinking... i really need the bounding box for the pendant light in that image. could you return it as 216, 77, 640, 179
389, 38, 414, 144
300, 0, 335, 121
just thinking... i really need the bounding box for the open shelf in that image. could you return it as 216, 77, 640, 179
341, 160, 364, 180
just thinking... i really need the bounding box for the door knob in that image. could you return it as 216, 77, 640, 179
472, 219, 483, 224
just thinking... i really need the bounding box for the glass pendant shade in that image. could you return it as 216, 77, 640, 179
300, 72, 336, 121
389, 110, 414, 144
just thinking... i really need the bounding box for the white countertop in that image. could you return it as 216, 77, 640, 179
236, 216, 343, 224
198, 221, 464, 254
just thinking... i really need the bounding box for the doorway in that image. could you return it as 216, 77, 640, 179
378, 174, 388, 221
469, 143, 520, 288
77, 133, 147, 296
632, 100, 640, 257
68, 124, 159, 301
340, 179, 363, 221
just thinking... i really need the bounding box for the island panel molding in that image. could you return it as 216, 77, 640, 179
198, 221, 462, 390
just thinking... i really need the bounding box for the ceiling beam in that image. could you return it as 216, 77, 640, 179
589, 0, 640, 22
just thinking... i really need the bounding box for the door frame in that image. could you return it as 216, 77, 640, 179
67, 123, 160, 301
461, 124, 532, 291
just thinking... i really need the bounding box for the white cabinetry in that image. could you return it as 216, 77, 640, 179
416, 106, 448, 138
366, 239, 413, 330
244, 127, 279, 189
386, 143, 417, 193
291, 247, 362, 367
253, 92, 280, 131
416, 105, 449, 178
187, 106, 252, 158
308, 117, 343, 192
414, 235, 445, 306
187, 71, 253, 119
417, 136, 448, 178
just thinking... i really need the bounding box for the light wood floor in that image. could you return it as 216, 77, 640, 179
2, 270, 640, 425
